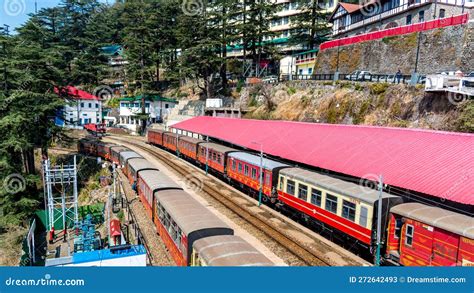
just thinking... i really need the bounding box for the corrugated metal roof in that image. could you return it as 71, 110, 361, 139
128, 158, 158, 173
119, 151, 142, 163
391, 203, 474, 238
193, 235, 274, 266
171, 117, 474, 205
139, 170, 182, 191
199, 142, 237, 154
228, 152, 289, 170
280, 167, 397, 204
156, 190, 232, 235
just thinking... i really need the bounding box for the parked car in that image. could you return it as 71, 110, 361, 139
467, 72, 474, 78
347, 70, 372, 81
262, 75, 278, 84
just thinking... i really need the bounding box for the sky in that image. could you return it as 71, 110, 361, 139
1, 0, 111, 33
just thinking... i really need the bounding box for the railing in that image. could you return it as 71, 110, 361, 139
322, 13, 469, 50
280, 73, 425, 84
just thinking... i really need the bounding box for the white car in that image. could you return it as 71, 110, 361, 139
347, 71, 372, 81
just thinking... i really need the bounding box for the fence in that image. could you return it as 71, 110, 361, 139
321, 13, 469, 50
280, 73, 424, 84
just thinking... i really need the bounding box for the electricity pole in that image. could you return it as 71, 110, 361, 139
376, 175, 383, 266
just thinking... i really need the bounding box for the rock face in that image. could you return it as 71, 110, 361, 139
243, 81, 473, 133
314, 22, 474, 75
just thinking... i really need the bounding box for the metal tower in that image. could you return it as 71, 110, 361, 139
42, 156, 79, 239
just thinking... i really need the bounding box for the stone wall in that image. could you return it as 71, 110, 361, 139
314, 22, 474, 75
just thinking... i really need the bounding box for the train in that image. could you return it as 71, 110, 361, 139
77, 138, 274, 267
145, 129, 474, 267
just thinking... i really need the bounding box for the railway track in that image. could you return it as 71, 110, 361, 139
107, 135, 369, 266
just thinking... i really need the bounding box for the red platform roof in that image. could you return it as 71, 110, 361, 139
171, 117, 474, 205
55, 85, 99, 101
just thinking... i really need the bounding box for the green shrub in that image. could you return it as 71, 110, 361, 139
287, 86, 297, 95
369, 83, 390, 95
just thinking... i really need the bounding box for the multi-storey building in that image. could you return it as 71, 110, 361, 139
56, 86, 103, 128
118, 95, 177, 133
226, 0, 339, 57
329, 0, 473, 38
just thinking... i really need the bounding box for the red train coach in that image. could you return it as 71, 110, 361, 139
178, 136, 204, 161
277, 167, 402, 247
78, 139, 96, 155
153, 189, 233, 266
227, 152, 289, 202
197, 143, 237, 174
110, 146, 130, 165
147, 129, 169, 147
97, 142, 116, 159
163, 132, 179, 152
137, 169, 182, 220
127, 158, 158, 185
387, 202, 474, 266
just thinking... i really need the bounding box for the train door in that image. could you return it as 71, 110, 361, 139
431, 228, 459, 266
386, 214, 403, 260
399, 219, 434, 266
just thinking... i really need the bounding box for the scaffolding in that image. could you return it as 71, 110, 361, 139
42, 156, 79, 240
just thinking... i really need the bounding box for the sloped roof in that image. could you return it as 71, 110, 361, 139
55, 85, 100, 101
171, 116, 474, 205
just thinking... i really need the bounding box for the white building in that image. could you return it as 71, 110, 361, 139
57, 86, 102, 128
118, 95, 177, 133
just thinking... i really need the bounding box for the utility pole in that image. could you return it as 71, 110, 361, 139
205, 136, 209, 176
252, 141, 263, 207
376, 175, 383, 266
411, 32, 423, 85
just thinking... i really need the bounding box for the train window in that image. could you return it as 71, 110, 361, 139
238, 162, 243, 173
279, 176, 285, 190
212, 152, 217, 161
232, 160, 236, 170
251, 168, 257, 179
244, 165, 249, 176
325, 194, 338, 214
298, 184, 308, 201
217, 154, 221, 164
359, 206, 368, 228
405, 225, 414, 246
265, 173, 270, 185
342, 200, 356, 222
394, 218, 403, 239
310, 188, 322, 206
287, 180, 295, 195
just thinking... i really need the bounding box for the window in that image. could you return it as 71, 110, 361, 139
244, 165, 249, 176
265, 173, 270, 185
298, 184, 308, 201
286, 180, 295, 195
394, 218, 403, 239
439, 9, 445, 18
251, 168, 257, 179
418, 10, 424, 22
308, 68, 313, 75
405, 225, 414, 246
217, 154, 221, 164
342, 200, 356, 222
359, 206, 368, 228
238, 162, 242, 173
165, 104, 169, 109
80, 102, 84, 108
311, 189, 322, 206
95, 103, 99, 108
325, 194, 338, 214
279, 176, 285, 190
406, 14, 412, 25
88, 103, 92, 108
212, 152, 216, 161
232, 160, 236, 171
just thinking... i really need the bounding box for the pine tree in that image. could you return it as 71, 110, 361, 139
289, 0, 331, 50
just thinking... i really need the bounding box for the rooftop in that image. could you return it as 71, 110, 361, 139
171, 116, 474, 205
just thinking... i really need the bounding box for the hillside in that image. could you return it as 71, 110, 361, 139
241, 81, 473, 133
